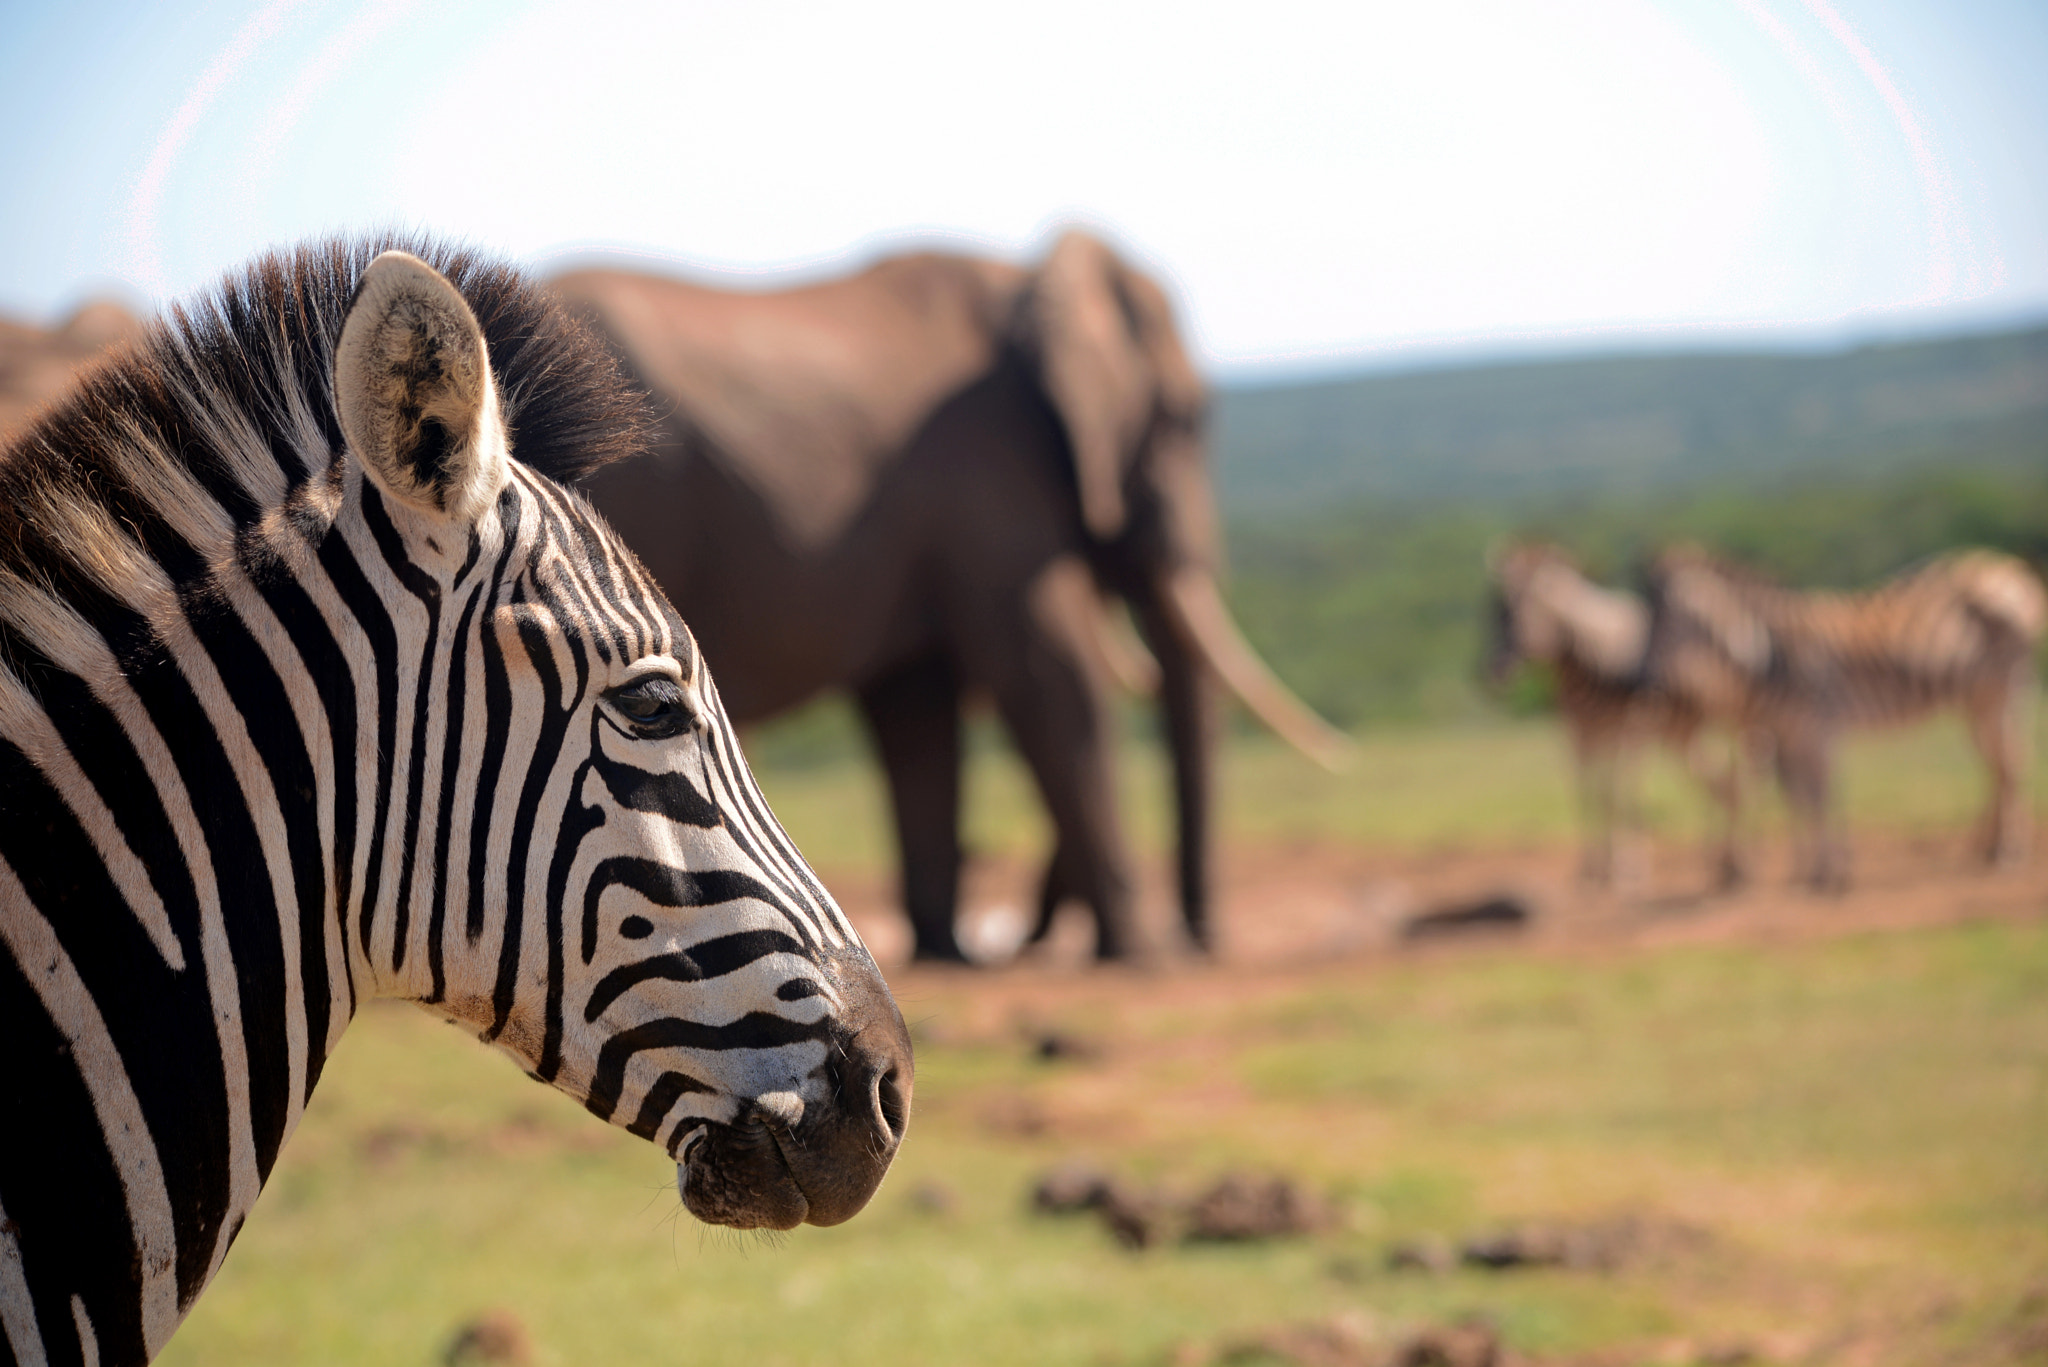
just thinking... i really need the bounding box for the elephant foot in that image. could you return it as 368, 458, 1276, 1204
910, 940, 973, 966
1803, 869, 1850, 897
1090, 925, 1151, 964
1091, 943, 1168, 973
1713, 857, 1747, 894
1980, 828, 2029, 869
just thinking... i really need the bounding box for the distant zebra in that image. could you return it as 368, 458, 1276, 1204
1487, 543, 1746, 894
0, 240, 912, 1367
1646, 546, 2045, 889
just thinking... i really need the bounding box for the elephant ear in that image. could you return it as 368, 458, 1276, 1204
1020, 231, 1159, 540
1107, 253, 1205, 425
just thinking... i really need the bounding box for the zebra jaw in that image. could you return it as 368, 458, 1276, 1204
676, 1103, 823, 1231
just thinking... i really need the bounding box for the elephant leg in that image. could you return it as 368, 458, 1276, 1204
1025, 841, 1074, 947
857, 655, 968, 963
1131, 591, 1218, 954
988, 646, 1136, 962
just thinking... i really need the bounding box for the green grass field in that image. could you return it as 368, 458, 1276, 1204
162, 917, 2048, 1366
748, 702, 2048, 875
155, 713, 2048, 1365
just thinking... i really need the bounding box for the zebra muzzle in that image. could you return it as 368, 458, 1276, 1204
677, 952, 913, 1230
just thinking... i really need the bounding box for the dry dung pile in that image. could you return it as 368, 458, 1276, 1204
1031, 1027, 1107, 1062
1388, 1216, 1709, 1274
1186, 1172, 1340, 1241
1032, 1165, 1337, 1250
906, 1178, 959, 1215
443, 1309, 531, 1365
1029, 1163, 1161, 1248
1400, 894, 1534, 941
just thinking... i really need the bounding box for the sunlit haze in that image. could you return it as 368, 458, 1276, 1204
4, 0, 2045, 375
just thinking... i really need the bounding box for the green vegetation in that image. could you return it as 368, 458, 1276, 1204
1212, 324, 2048, 512
160, 916, 2048, 1366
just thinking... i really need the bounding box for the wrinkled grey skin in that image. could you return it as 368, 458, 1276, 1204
557, 232, 1253, 962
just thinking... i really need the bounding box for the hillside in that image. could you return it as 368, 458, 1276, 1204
1211, 325, 2048, 514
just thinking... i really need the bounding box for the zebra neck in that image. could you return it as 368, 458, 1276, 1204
0, 471, 419, 1344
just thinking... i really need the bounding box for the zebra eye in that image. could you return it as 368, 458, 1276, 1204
606, 676, 696, 739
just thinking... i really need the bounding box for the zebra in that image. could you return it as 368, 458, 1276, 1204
1645, 545, 2045, 890
0, 238, 912, 1367
1486, 542, 1747, 894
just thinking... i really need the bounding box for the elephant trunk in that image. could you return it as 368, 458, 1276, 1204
1162, 568, 1354, 772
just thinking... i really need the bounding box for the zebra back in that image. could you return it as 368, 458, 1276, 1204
1647, 546, 2046, 726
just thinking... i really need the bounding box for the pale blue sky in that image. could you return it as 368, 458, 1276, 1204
3, 0, 2045, 376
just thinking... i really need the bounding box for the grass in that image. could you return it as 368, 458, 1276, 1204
162, 918, 2048, 1366
749, 701, 2048, 876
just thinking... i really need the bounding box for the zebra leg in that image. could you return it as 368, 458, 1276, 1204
2001, 675, 2037, 865
1967, 665, 2034, 867
1685, 729, 1746, 891
1779, 730, 1846, 893
1611, 739, 1650, 901
1572, 730, 1614, 889
857, 655, 969, 963
1718, 738, 1749, 890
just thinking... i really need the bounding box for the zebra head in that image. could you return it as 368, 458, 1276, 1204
1484, 542, 1567, 686
1485, 543, 1649, 687
335, 251, 911, 1230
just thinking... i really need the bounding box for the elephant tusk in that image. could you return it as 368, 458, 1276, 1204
1092, 596, 1162, 697
1035, 557, 1162, 698
1165, 569, 1355, 772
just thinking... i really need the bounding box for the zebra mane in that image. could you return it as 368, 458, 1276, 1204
0, 235, 650, 591
1653, 544, 1782, 595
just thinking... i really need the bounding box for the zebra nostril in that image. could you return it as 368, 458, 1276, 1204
872, 1061, 909, 1146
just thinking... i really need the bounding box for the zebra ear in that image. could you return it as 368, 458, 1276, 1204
335, 251, 511, 524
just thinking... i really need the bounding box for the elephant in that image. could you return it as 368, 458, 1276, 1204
554, 231, 1347, 963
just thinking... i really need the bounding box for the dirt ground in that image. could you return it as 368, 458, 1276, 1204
831, 826, 2048, 1008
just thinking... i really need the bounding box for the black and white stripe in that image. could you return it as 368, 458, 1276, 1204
1488, 542, 1746, 893
1646, 545, 2045, 888
0, 238, 909, 1367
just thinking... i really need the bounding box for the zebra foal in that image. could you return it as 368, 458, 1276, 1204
0, 239, 911, 1367
1487, 542, 1746, 894
1647, 546, 2045, 890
